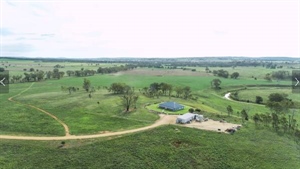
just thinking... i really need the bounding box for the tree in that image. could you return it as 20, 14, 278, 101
66, 70, 74, 76
280, 116, 288, 133
83, 78, 91, 92
271, 113, 280, 131
211, 79, 221, 89
230, 72, 239, 79
264, 73, 272, 82
255, 96, 263, 104
174, 86, 184, 98
266, 93, 293, 114
52, 68, 60, 79
188, 108, 194, 113
109, 83, 128, 94
68, 87, 76, 94
46, 71, 52, 79
205, 66, 209, 73
182, 86, 192, 99
241, 109, 249, 123
36, 70, 45, 81
121, 87, 139, 112
253, 113, 261, 127
226, 105, 233, 116
0, 67, 4, 72
268, 93, 287, 102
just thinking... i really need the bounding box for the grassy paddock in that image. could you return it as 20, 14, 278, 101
0, 125, 299, 168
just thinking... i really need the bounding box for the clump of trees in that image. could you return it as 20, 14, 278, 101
264, 70, 291, 82
212, 69, 229, 78
61, 86, 77, 94
97, 64, 137, 74
54, 64, 64, 68
142, 82, 172, 98
266, 93, 294, 114
10, 75, 23, 83
141, 82, 194, 100
108, 83, 131, 94
22, 70, 45, 82
264, 73, 272, 81
46, 68, 65, 79
271, 70, 290, 80
252, 111, 299, 141
66, 69, 96, 77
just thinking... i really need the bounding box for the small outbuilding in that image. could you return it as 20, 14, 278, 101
195, 114, 204, 122
176, 113, 195, 124
159, 102, 184, 111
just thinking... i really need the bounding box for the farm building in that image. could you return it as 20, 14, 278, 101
176, 113, 204, 124
159, 102, 184, 111
176, 113, 195, 124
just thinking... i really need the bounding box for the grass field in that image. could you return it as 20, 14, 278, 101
1, 59, 300, 168
0, 68, 297, 135
0, 125, 299, 169
237, 87, 299, 104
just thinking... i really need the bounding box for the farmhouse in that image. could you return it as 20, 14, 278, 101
159, 102, 184, 111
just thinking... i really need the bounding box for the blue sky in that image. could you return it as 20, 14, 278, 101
1, 0, 299, 58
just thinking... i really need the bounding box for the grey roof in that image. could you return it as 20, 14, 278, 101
177, 113, 195, 120
159, 102, 184, 110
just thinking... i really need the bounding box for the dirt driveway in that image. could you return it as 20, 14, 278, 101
0, 114, 240, 140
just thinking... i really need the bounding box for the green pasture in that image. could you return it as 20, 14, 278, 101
1, 59, 300, 168
1, 59, 124, 76
0, 125, 299, 168
187, 66, 295, 79
237, 87, 299, 104
1, 69, 297, 136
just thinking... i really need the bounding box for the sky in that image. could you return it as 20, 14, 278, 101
0, 0, 299, 58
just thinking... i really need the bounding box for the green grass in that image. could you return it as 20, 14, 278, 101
187, 66, 296, 80
0, 125, 299, 169
1, 60, 300, 168
1, 69, 296, 135
237, 87, 300, 105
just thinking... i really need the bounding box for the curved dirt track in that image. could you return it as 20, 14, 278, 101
7, 83, 71, 136
0, 114, 176, 140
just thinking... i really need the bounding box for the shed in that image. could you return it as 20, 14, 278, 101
195, 114, 204, 122
176, 113, 195, 124
159, 102, 184, 111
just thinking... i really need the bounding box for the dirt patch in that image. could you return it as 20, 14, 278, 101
182, 120, 241, 133
172, 140, 183, 148
122, 68, 211, 76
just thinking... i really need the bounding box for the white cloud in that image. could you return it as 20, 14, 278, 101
1, 0, 299, 58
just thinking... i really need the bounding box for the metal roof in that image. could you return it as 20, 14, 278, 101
159, 102, 184, 109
